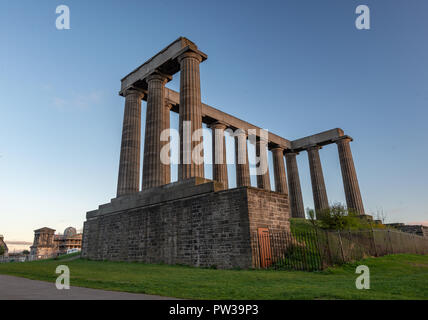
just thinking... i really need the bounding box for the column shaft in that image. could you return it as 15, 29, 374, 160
116, 90, 142, 197
234, 130, 251, 187
178, 51, 204, 180
142, 73, 171, 189
256, 138, 271, 190
337, 138, 365, 214
307, 146, 329, 216
211, 122, 228, 189
285, 152, 305, 218
272, 147, 288, 194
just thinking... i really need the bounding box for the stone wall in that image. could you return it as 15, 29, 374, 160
397, 225, 428, 238
82, 180, 290, 269
386, 223, 428, 238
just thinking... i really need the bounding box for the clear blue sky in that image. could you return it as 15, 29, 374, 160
1, 0, 427, 242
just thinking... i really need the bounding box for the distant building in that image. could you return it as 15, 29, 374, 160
0, 235, 9, 257
30, 227, 82, 259
30, 227, 57, 258
55, 227, 82, 255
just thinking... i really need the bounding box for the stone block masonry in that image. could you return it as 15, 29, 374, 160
81, 179, 290, 269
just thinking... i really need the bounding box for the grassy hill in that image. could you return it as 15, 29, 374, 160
0, 254, 427, 299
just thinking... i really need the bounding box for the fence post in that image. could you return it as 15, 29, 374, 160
413, 234, 419, 255
337, 230, 346, 263
324, 230, 333, 266
314, 228, 324, 269
387, 229, 393, 254
371, 227, 378, 257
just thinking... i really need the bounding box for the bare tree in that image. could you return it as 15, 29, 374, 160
375, 207, 388, 224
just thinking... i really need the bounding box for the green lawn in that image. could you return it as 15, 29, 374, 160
0, 254, 427, 299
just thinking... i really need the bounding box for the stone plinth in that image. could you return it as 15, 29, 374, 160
82, 179, 290, 269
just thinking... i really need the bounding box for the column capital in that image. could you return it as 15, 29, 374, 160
146, 71, 172, 84
178, 50, 204, 64
271, 146, 285, 153
285, 150, 300, 156
123, 88, 144, 99
306, 145, 322, 151
234, 128, 248, 138
335, 136, 353, 145
256, 135, 269, 144
209, 121, 228, 130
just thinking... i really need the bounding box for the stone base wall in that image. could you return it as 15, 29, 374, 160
81, 179, 290, 269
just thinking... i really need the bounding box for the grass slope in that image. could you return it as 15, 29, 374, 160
0, 254, 427, 299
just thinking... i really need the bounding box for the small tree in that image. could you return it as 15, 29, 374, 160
318, 202, 366, 230
306, 208, 317, 228
0, 246, 5, 256
22, 250, 30, 255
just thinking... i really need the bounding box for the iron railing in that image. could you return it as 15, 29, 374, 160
252, 228, 428, 271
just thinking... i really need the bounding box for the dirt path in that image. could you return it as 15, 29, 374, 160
0, 274, 178, 300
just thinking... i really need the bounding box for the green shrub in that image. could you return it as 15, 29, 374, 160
317, 203, 371, 230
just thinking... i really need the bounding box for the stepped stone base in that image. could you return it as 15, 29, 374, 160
81, 178, 290, 269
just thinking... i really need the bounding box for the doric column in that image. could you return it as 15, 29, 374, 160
256, 137, 271, 190
210, 122, 228, 189
142, 73, 171, 189
272, 147, 288, 194
116, 89, 143, 197
307, 146, 329, 216
234, 129, 251, 187
285, 152, 305, 218
163, 103, 173, 184
178, 51, 204, 180
337, 137, 365, 215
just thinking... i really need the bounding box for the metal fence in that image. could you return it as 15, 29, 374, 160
252, 228, 428, 271
0, 254, 56, 263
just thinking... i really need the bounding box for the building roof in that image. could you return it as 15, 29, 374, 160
34, 227, 56, 233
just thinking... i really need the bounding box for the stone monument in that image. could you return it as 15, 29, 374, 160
81, 37, 365, 269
